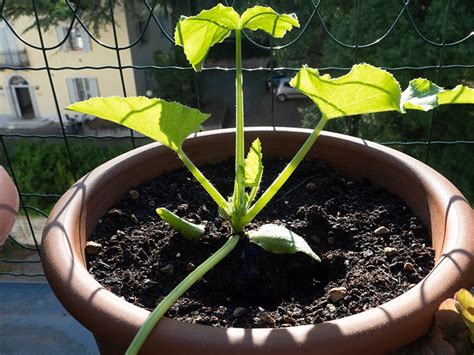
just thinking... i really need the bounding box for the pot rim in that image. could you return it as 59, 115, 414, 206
41, 127, 474, 354
0, 165, 20, 245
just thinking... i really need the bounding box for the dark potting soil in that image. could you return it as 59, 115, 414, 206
88, 157, 434, 328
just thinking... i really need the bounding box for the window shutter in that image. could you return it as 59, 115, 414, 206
80, 27, 91, 52
57, 26, 69, 51
89, 78, 99, 97
66, 78, 77, 103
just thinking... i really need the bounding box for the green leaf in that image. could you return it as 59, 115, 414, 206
174, 4, 239, 71
438, 85, 474, 105
156, 207, 205, 241
244, 138, 263, 187
290, 64, 402, 119
401, 78, 444, 112
240, 6, 299, 38
248, 224, 321, 262
67, 97, 209, 152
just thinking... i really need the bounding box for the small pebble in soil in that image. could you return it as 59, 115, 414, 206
160, 264, 174, 275
85, 241, 102, 255
363, 250, 374, 257
148, 200, 156, 207
197, 205, 210, 218
326, 253, 334, 261
186, 263, 196, 272
176, 252, 181, 258
107, 208, 124, 218
128, 189, 139, 200
374, 226, 390, 235
306, 182, 317, 192
326, 304, 337, 313
384, 247, 398, 257
328, 287, 348, 303
233, 307, 246, 318
403, 262, 415, 272
130, 214, 139, 224
256, 312, 276, 327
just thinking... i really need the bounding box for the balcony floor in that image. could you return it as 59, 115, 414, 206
0, 282, 99, 354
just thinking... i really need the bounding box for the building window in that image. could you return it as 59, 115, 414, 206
66, 78, 99, 103
57, 25, 91, 52
68, 27, 85, 50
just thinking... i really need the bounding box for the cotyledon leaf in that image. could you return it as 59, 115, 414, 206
174, 4, 239, 71
67, 96, 209, 152
244, 138, 263, 187
156, 207, 205, 241
290, 64, 402, 119
248, 224, 321, 262
240, 6, 299, 37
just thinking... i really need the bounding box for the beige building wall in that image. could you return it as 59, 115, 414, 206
0, 4, 170, 122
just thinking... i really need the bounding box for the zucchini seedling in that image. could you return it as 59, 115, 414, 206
67, 4, 474, 354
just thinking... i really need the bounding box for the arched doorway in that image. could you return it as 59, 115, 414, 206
9, 75, 36, 119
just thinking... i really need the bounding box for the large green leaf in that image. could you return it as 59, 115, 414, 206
290, 64, 402, 119
244, 138, 263, 187
67, 97, 209, 152
174, 4, 239, 71
240, 6, 299, 37
248, 224, 321, 262
438, 84, 474, 105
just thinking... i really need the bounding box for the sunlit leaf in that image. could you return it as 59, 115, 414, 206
67, 97, 209, 152
290, 64, 401, 118
156, 207, 205, 241
240, 6, 299, 37
401, 78, 444, 112
438, 85, 474, 105
401, 79, 474, 112
244, 138, 263, 187
248, 224, 321, 262
174, 4, 239, 71
290, 64, 402, 119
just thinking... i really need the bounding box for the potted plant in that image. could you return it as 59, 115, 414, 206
41, 4, 474, 354
0, 166, 19, 247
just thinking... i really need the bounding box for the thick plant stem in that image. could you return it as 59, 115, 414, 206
234, 29, 245, 215
177, 148, 228, 212
126, 233, 240, 355
243, 116, 329, 224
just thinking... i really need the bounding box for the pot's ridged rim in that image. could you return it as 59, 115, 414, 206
41, 128, 474, 355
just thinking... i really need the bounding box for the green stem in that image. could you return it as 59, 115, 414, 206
234, 29, 245, 213
126, 233, 240, 355
178, 149, 228, 212
243, 116, 329, 225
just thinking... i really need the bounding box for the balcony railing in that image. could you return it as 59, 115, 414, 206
0, 49, 29, 67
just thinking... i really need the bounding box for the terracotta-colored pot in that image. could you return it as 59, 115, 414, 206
41, 128, 474, 354
0, 166, 19, 246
